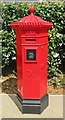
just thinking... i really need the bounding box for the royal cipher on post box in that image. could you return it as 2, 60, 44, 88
10, 6, 53, 114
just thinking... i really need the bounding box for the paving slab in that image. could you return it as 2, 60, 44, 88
0, 94, 2, 120
0, 94, 65, 119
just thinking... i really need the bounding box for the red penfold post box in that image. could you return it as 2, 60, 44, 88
10, 6, 53, 114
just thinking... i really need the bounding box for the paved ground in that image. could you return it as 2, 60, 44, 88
0, 94, 2, 120
0, 94, 65, 119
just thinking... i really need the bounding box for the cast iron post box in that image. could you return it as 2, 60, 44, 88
10, 6, 53, 114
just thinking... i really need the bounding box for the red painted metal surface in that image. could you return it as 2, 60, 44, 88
10, 6, 53, 99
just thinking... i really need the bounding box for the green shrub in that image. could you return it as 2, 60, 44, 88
1, 1, 65, 77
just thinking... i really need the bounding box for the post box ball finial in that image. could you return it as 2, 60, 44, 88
30, 6, 34, 14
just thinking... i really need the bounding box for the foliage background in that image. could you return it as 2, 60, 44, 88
1, 1, 65, 78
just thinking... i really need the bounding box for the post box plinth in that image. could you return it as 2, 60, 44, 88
17, 93, 48, 114
10, 6, 53, 114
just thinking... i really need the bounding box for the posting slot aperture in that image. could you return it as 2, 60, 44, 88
26, 39, 36, 42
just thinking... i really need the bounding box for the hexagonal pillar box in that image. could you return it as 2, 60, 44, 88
10, 6, 53, 114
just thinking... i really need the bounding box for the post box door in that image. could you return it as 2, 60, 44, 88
21, 44, 48, 99
22, 46, 40, 99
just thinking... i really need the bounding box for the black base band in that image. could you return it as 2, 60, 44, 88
17, 93, 48, 114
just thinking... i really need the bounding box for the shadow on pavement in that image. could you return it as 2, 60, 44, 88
8, 94, 22, 112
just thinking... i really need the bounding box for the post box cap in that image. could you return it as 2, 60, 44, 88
30, 6, 34, 14
10, 6, 53, 30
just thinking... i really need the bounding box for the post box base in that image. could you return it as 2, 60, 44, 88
17, 93, 48, 114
